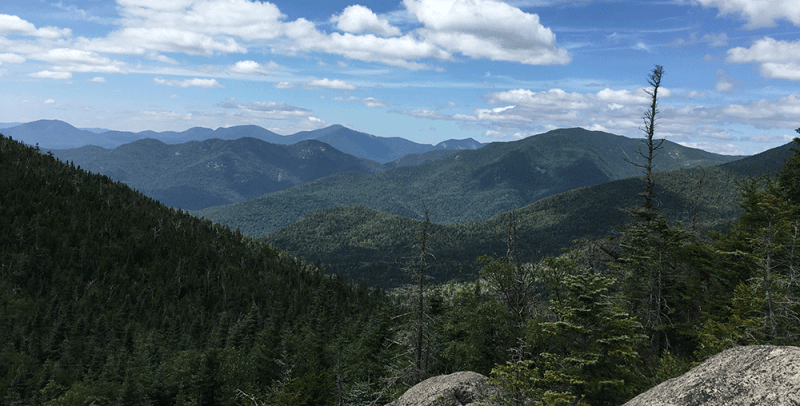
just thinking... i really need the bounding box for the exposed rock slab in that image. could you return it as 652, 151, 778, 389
385, 371, 498, 406
625, 345, 800, 406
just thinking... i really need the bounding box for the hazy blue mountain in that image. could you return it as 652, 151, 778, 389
3, 120, 484, 163
51, 137, 385, 210
196, 128, 743, 237
2, 119, 117, 149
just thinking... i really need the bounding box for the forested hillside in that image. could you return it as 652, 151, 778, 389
50, 137, 385, 210
0, 134, 394, 405
3, 128, 800, 406
197, 128, 741, 237
265, 152, 780, 288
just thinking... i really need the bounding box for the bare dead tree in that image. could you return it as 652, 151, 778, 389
630, 65, 665, 222
413, 202, 430, 384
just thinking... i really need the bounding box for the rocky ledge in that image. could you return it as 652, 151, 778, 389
625, 345, 800, 406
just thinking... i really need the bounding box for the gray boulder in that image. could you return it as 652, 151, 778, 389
625, 345, 800, 405
385, 371, 498, 406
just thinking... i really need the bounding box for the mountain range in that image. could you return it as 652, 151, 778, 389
195, 127, 742, 238
4, 119, 483, 163
50, 137, 387, 210
263, 142, 793, 287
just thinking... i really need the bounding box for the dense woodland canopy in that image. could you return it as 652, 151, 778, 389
2, 129, 800, 406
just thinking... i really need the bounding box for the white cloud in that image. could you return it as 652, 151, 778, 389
90, 76, 106, 82
334, 96, 388, 108
289, 31, 450, 70
332, 5, 401, 37
32, 48, 127, 73
403, 0, 570, 65
393, 84, 800, 151
44, 99, 55, 104
81, 27, 247, 56
721, 94, 800, 129
0, 53, 26, 64
147, 52, 178, 64
29, 70, 72, 80
153, 77, 223, 88
693, 0, 800, 28
5, 0, 568, 75
217, 100, 314, 120
596, 88, 651, 104
727, 37, 800, 81
0, 14, 71, 38
306, 78, 357, 90
230, 60, 279, 75
275, 81, 294, 89
748, 133, 796, 143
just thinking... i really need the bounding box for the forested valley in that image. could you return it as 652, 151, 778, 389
3, 122, 800, 406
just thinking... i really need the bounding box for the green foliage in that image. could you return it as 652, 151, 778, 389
696, 173, 800, 357
0, 134, 391, 405
777, 134, 800, 204
538, 271, 647, 406
266, 163, 756, 288
485, 266, 646, 406
7, 127, 800, 406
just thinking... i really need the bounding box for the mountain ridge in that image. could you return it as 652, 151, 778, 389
50, 136, 387, 210
264, 140, 794, 287
5, 119, 484, 163
196, 127, 743, 238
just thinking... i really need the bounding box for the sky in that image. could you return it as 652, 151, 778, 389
1, 0, 800, 155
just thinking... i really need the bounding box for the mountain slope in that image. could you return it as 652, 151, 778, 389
0, 133, 389, 405
197, 128, 742, 237
264, 141, 794, 288
51, 137, 386, 210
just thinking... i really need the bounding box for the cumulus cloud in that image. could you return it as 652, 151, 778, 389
0, 14, 71, 38
229, 60, 279, 75
289, 30, 450, 70
275, 81, 294, 89
727, 37, 800, 81
306, 78, 357, 90
3, 0, 569, 75
332, 5, 401, 37
90, 76, 106, 82
403, 0, 570, 65
78, 0, 285, 57
392, 84, 799, 153
153, 77, 223, 88
694, 0, 800, 29
44, 99, 55, 104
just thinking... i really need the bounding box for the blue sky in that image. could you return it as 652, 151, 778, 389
1, 0, 799, 155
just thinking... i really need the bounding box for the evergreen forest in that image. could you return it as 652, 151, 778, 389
3, 123, 800, 406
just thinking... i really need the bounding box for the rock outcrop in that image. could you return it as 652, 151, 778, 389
385, 371, 498, 406
625, 345, 800, 405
